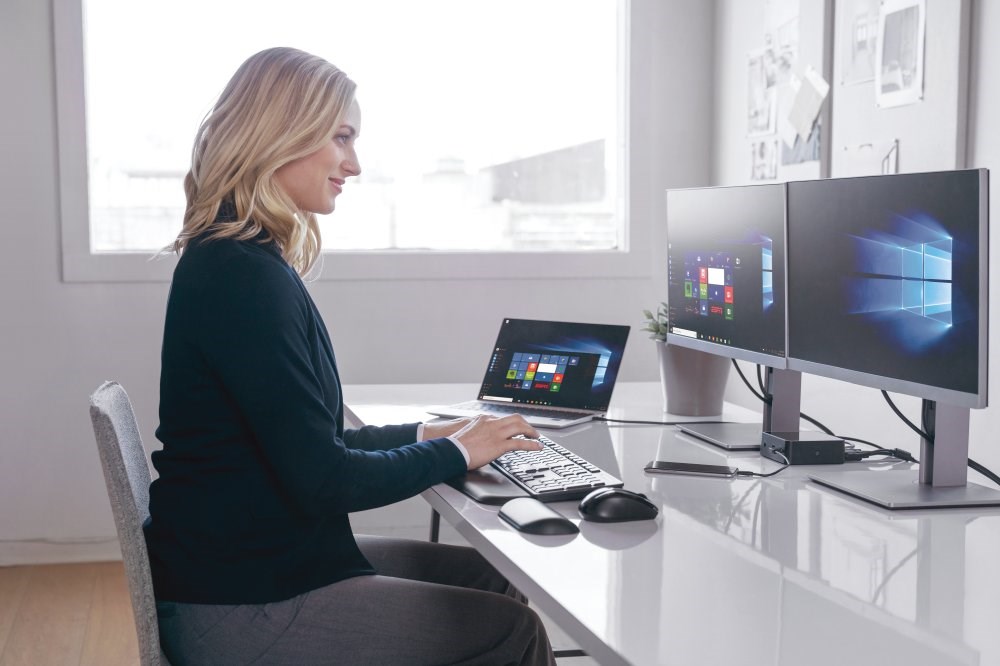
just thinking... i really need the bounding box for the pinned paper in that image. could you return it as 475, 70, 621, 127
787, 65, 830, 142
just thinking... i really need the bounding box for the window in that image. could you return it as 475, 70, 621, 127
54, 0, 651, 282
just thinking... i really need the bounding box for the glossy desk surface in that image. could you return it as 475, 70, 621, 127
344, 383, 1000, 666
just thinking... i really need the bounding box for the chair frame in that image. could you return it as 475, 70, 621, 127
89, 381, 169, 666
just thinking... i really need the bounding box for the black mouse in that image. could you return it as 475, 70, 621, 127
578, 487, 659, 523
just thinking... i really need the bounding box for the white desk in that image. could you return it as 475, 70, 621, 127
344, 382, 1000, 666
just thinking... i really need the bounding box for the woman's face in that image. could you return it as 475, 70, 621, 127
274, 99, 362, 215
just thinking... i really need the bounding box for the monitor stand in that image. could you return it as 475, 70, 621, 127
810, 401, 1000, 509
681, 367, 802, 451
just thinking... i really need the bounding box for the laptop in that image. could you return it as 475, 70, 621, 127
427, 318, 630, 429
678, 422, 763, 451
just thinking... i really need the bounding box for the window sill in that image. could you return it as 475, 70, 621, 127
59, 246, 652, 283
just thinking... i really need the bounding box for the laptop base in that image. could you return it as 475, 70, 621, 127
427, 406, 593, 429
679, 422, 763, 451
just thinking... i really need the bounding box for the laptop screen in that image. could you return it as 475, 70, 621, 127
477, 319, 630, 411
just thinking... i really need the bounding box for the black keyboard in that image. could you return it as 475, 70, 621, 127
491, 434, 623, 502
459, 401, 587, 421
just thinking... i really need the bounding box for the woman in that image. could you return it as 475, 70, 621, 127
146, 46, 556, 665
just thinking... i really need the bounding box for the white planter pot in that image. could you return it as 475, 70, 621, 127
656, 341, 730, 416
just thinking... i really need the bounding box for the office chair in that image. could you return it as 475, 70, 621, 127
89, 381, 171, 666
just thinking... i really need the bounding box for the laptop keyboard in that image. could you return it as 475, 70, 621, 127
454, 400, 588, 421
491, 434, 623, 502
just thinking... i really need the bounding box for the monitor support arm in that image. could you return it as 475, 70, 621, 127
920, 400, 970, 487
762, 367, 802, 433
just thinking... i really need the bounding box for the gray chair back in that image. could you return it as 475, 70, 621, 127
89, 381, 170, 666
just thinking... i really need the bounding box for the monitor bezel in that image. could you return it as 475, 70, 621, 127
785, 168, 989, 410
665, 183, 790, 370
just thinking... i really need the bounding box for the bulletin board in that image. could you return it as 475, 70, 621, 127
830, 0, 971, 176
747, 0, 834, 183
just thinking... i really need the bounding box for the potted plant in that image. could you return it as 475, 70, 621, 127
642, 303, 730, 415
641, 302, 670, 342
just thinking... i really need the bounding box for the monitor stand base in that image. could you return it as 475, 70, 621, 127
809, 469, 1000, 509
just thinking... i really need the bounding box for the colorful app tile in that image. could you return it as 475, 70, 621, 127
555, 365, 566, 375
525, 354, 539, 362
521, 380, 532, 389
569, 357, 579, 366
554, 374, 564, 383
527, 362, 538, 372
513, 352, 524, 361
684, 281, 693, 298
550, 384, 561, 392
724, 304, 734, 320
699, 283, 708, 299
537, 363, 557, 374
724, 286, 734, 303
506, 370, 517, 379
535, 372, 554, 382
534, 382, 550, 390
525, 371, 535, 380
515, 370, 525, 379
558, 356, 569, 365
699, 301, 708, 316
699, 267, 708, 283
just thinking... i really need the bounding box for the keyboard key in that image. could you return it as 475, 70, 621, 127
490, 433, 623, 502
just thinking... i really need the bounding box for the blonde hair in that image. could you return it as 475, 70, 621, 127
172, 47, 356, 276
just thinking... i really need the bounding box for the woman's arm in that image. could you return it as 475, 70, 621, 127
195, 249, 467, 516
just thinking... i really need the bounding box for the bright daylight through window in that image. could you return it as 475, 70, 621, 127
82, 0, 623, 254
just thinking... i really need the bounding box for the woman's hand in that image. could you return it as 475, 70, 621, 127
450, 415, 543, 470
422, 418, 473, 441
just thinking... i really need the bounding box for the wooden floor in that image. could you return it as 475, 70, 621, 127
0, 562, 138, 666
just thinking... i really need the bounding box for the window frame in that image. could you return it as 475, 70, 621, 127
53, 0, 652, 283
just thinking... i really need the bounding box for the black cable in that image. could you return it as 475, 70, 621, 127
881, 390, 931, 440
841, 435, 889, 450
756, 364, 767, 398
732, 359, 770, 403
845, 448, 918, 463
736, 450, 790, 477
969, 459, 1000, 487
799, 412, 836, 437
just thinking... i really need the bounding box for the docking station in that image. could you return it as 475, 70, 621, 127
760, 431, 846, 465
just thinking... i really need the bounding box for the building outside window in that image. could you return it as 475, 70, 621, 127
79, 0, 623, 256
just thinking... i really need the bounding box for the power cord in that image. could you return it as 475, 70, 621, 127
735, 450, 790, 478
731, 360, 769, 404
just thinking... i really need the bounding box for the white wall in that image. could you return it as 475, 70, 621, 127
713, 0, 1000, 479
0, 0, 715, 561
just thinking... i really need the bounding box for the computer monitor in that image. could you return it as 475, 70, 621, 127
666, 184, 801, 449
787, 168, 998, 508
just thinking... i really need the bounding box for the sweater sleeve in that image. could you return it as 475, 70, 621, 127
342, 423, 421, 451
196, 250, 467, 516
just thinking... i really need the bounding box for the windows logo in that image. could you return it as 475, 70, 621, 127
901, 238, 952, 325
848, 213, 953, 328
